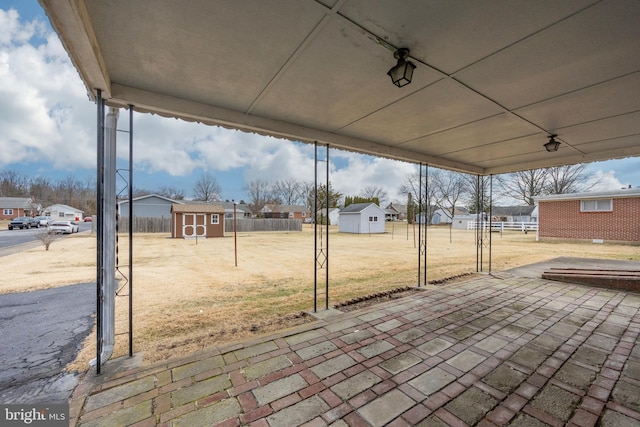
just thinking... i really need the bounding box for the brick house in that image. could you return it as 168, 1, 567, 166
0, 197, 41, 220
535, 189, 640, 244
260, 204, 310, 220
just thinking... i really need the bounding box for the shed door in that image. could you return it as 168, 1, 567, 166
183, 214, 207, 238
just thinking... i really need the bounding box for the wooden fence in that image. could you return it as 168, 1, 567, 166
225, 218, 302, 232
117, 217, 171, 233
115, 217, 303, 233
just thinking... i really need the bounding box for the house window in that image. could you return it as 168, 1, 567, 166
3, 209, 13, 215
581, 199, 612, 212
369, 216, 378, 222
59, 212, 65, 217
211, 214, 219, 224
289, 212, 294, 218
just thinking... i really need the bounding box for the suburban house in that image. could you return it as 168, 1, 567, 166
338, 203, 386, 234
535, 188, 640, 244
0, 197, 41, 220
219, 202, 253, 219
317, 207, 340, 225
260, 204, 310, 220
431, 207, 469, 225
171, 204, 225, 239
117, 194, 183, 219
385, 203, 407, 221
491, 206, 536, 223
44, 203, 84, 221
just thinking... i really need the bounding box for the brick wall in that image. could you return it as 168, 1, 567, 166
538, 197, 640, 242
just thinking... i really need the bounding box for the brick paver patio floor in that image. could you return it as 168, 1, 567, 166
70, 274, 640, 426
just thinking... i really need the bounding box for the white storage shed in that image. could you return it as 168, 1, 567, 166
338, 203, 386, 234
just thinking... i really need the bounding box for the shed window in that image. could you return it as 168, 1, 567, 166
581, 199, 612, 212
3, 209, 13, 215
368, 216, 378, 222
211, 214, 219, 224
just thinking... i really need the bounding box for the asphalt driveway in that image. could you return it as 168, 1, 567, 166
0, 282, 95, 405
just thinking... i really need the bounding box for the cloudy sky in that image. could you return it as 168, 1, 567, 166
1, 2, 637, 205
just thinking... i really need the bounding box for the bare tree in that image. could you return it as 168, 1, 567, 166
299, 181, 315, 209
361, 186, 389, 207
193, 173, 221, 202
157, 186, 186, 200
464, 174, 492, 214
272, 179, 302, 205
33, 229, 61, 251
400, 167, 440, 224
545, 165, 597, 194
245, 179, 277, 215
0, 170, 29, 197
496, 169, 548, 205
431, 169, 468, 242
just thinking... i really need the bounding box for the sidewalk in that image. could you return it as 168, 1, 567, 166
70, 273, 640, 426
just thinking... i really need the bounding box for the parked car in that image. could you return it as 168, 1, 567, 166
48, 220, 79, 234
34, 216, 53, 226
8, 216, 38, 230
83, 216, 93, 222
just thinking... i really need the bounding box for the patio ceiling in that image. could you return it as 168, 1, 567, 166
40, 0, 640, 175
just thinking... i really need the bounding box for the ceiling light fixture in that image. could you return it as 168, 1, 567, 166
387, 48, 416, 88
544, 134, 560, 152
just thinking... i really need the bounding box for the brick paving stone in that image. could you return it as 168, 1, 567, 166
510, 347, 548, 371
393, 327, 425, 343
84, 376, 155, 412
408, 367, 456, 396
611, 379, 640, 412
296, 341, 338, 360
449, 326, 477, 340
311, 354, 356, 380
358, 389, 416, 427
172, 355, 225, 381
585, 334, 618, 351
357, 340, 395, 358
79, 401, 153, 427
554, 362, 597, 391
598, 409, 640, 427
375, 319, 404, 332
416, 414, 450, 427
174, 398, 240, 427
497, 325, 529, 339
340, 329, 375, 345
416, 337, 453, 356
266, 395, 329, 427
622, 360, 640, 380
444, 386, 498, 425
380, 353, 421, 375
284, 330, 324, 346
242, 355, 292, 381
446, 349, 486, 372
252, 373, 308, 406
171, 374, 230, 407
483, 364, 528, 394
531, 384, 581, 422
475, 336, 509, 353
234, 342, 279, 361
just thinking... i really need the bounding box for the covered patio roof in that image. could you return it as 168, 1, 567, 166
39, 0, 640, 175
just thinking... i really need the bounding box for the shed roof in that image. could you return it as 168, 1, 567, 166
340, 203, 382, 214
171, 204, 225, 213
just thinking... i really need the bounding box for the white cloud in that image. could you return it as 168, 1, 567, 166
0, 9, 94, 170
587, 170, 625, 192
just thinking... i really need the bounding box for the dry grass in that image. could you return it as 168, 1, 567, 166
1, 223, 638, 370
